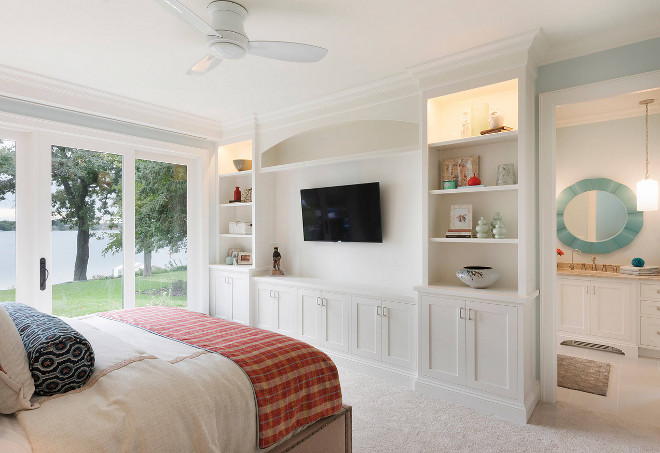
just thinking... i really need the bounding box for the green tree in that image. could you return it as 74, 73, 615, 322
51, 146, 122, 281
104, 160, 186, 277
0, 140, 16, 205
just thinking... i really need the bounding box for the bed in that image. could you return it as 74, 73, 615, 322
0, 306, 352, 453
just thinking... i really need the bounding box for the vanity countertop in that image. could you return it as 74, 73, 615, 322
557, 267, 660, 281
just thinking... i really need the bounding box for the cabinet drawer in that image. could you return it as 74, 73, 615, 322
640, 316, 660, 348
640, 283, 660, 300
640, 299, 660, 317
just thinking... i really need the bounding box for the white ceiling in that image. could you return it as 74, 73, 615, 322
1, 0, 659, 124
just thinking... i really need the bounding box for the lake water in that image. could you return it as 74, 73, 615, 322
0, 230, 186, 289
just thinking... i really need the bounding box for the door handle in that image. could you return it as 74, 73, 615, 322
459, 307, 465, 319
383, 307, 388, 317
270, 290, 274, 298
39, 258, 48, 291
322, 298, 326, 307
468, 309, 474, 321
317, 297, 321, 306
376, 306, 381, 316
273, 291, 278, 300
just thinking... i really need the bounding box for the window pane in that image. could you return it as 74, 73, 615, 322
134, 159, 187, 308
51, 146, 123, 317
0, 139, 16, 302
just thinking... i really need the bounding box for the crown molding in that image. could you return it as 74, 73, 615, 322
406, 29, 542, 90
0, 64, 223, 141
542, 24, 660, 65
254, 72, 419, 132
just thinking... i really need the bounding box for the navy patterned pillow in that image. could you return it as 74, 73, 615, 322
0, 303, 95, 396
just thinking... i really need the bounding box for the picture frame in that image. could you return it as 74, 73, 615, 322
241, 187, 252, 203
237, 251, 253, 265
228, 247, 242, 259
442, 156, 479, 187
449, 204, 473, 230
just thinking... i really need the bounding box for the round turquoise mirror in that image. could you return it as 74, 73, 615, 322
557, 178, 643, 253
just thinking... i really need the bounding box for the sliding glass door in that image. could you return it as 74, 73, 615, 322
50, 145, 124, 317
0, 138, 16, 302
134, 158, 188, 308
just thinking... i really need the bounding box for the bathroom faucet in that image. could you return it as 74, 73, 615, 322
570, 249, 582, 270
591, 256, 597, 271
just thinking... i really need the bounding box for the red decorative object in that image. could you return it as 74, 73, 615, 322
467, 173, 481, 186
557, 248, 564, 256
233, 186, 241, 202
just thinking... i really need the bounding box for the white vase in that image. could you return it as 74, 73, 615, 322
456, 266, 501, 289
491, 212, 502, 230
476, 217, 490, 238
493, 220, 508, 239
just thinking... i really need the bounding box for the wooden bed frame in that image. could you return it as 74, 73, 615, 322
270, 405, 352, 453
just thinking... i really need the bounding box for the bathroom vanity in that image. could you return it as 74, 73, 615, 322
557, 267, 660, 357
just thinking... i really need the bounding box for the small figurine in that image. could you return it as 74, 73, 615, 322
272, 247, 284, 276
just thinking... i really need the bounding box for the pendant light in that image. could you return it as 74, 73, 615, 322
637, 99, 658, 211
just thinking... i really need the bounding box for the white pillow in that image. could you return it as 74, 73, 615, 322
0, 306, 37, 414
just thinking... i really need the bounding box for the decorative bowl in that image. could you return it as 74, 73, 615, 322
456, 266, 500, 289
233, 159, 252, 172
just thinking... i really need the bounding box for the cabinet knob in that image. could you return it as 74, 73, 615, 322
459, 307, 465, 320
383, 307, 388, 317
376, 306, 381, 316
317, 297, 321, 306
468, 309, 474, 321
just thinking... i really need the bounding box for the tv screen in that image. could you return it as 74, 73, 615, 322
300, 182, 382, 243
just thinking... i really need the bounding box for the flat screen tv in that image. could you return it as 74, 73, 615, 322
300, 182, 382, 243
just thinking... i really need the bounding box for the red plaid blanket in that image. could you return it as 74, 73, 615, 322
99, 306, 342, 449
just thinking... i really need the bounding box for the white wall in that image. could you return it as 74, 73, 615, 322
556, 113, 660, 266
272, 152, 422, 295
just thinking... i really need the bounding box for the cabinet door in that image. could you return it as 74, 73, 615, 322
257, 285, 278, 332
275, 287, 297, 338
382, 300, 416, 370
230, 273, 249, 325
465, 300, 518, 399
420, 295, 465, 385
321, 291, 350, 352
557, 279, 590, 335
298, 289, 322, 345
590, 281, 632, 341
351, 296, 382, 361
211, 271, 232, 320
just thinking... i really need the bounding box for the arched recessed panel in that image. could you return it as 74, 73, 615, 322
261, 120, 419, 169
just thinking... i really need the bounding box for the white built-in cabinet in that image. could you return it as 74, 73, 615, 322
420, 294, 517, 399
256, 283, 297, 337
209, 269, 249, 325
640, 282, 660, 350
557, 277, 633, 344
298, 289, 351, 353
351, 296, 416, 370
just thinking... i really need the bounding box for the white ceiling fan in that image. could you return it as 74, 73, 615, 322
156, 0, 328, 74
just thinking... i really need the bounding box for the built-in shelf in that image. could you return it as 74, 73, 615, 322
430, 238, 519, 244
219, 170, 253, 178
219, 202, 253, 207
430, 184, 518, 195
428, 130, 518, 151
219, 233, 253, 238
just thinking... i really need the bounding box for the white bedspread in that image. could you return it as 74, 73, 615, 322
0, 315, 287, 453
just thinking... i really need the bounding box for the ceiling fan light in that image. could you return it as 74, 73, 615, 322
637, 178, 658, 211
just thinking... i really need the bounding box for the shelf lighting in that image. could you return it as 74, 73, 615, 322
637, 99, 658, 211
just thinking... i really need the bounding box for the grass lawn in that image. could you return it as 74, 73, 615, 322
0, 270, 187, 317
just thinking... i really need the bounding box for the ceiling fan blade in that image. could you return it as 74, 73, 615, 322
248, 41, 327, 63
155, 0, 221, 37
187, 54, 221, 75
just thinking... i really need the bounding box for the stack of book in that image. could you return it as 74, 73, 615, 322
445, 229, 475, 239
620, 265, 660, 276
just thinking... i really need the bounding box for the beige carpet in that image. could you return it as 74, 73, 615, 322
557, 354, 611, 396
337, 365, 660, 452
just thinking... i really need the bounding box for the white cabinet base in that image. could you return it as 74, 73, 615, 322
415, 377, 540, 424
